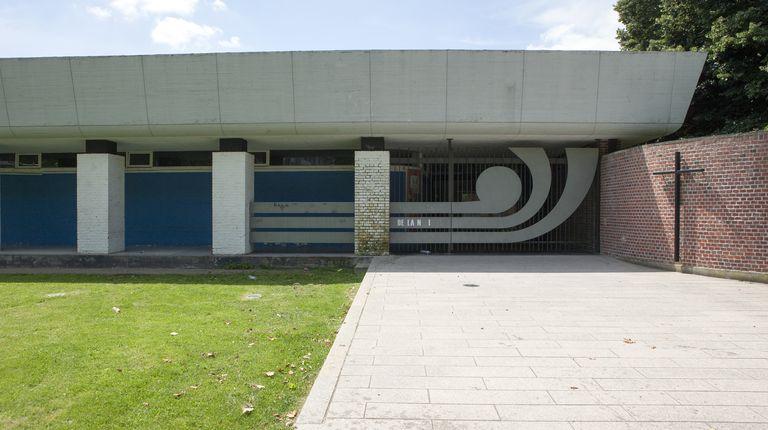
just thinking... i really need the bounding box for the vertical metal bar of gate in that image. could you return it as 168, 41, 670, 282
447, 138, 454, 253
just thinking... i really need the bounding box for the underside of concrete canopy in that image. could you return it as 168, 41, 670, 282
0, 50, 706, 152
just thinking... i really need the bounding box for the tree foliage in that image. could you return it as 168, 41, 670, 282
615, 0, 768, 137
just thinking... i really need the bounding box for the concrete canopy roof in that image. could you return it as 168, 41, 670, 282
0, 50, 706, 151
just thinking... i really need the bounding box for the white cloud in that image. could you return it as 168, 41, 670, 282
85, 5, 112, 19
109, 0, 199, 19
218, 36, 240, 48
151, 17, 221, 48
211, 0, 227, 12
525, 0, 620, 50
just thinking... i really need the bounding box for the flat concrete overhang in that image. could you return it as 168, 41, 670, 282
0, 50, 706, 151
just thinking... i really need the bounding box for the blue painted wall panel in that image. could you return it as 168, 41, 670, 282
252, 171, 354, 253
0, 170, 353, 250
125, 172, 211, 246
0, 174, 77, 247
254, 171, 353, 202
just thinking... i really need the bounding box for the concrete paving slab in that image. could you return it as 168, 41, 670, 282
296, 255, 768, 429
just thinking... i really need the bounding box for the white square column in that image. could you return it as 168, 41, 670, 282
77, 153, 125, 254
212, 152, 254, 255
354, 151, 390, 255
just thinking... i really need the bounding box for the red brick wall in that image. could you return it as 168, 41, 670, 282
601, 131, 768, 273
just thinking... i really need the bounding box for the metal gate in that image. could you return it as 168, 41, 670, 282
389, 143, 599, 254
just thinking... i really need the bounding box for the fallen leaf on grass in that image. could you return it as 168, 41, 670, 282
265, 371, 275, 377
241, 403, 254, 415
173, 391, 185, 398
202, 352, 216, 358
248, 342, 255, 347
268, 337, 277, 341
250, 384, 265, 390
189, 385, 199, 389
170, 332, 178, 336
286, 410, 297, 419
162, 358, 172, 363
111, 307, 121, 313
224, 321, 231, 326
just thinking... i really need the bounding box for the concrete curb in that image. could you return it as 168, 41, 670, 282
296, 256, 387, 428
0, 254, 370, 271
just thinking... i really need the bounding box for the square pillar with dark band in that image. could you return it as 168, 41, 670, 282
219, 138, 248, 152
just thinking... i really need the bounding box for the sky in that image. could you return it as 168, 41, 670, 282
0, 0, 622, 58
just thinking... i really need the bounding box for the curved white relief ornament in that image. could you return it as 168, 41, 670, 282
390, 147, 599, 244
452, 147, 552, 229
391, 165, 524, 214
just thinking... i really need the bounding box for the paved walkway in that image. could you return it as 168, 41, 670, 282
297, 255, 768, 429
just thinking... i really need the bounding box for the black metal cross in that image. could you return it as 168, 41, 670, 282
652, 151, 705, 262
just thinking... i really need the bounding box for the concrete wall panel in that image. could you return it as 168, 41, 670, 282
143, 54, 220, 125
0, 50, 707, 146
294, 122, 370, 135
521, 122, 595, 136
522, 51, 599, 124
372, 122, 445, 135
371, 50, 447, 122
71, 56, 148, 126
0, 68, 10, 137
293, 51, 370, 123
218, 52, 294, 124
597, 52, 675, 124
447, 51, 523, 124
221, 123, 295, 136
0, 58, 78, 127
669, 52, 707, 125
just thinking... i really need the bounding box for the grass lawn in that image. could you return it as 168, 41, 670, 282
0, 269, 362, 429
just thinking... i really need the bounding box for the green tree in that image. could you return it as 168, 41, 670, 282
615, 0, 768, 137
